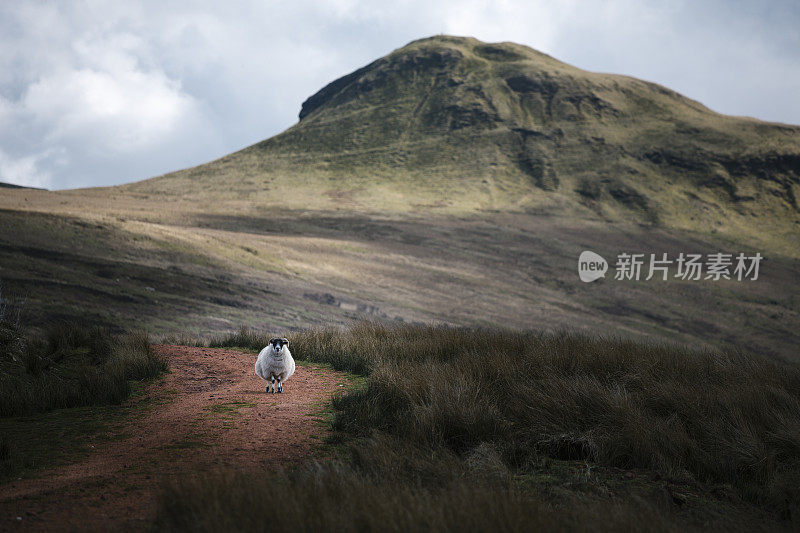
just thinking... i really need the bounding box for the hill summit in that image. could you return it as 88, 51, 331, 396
133, 35, 800, 249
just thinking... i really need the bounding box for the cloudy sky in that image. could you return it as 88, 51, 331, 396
1, 1, 798, 190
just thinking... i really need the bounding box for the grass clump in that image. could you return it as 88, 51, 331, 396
156, 463, 682, 533
1, 318, 167, 479
159, 333, 206, 347
158, 322, 800, 530
0, 320, 166, 417
207, 326, 265, 353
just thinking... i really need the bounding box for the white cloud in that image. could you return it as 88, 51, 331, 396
0, 95, 11, 129
0, 148, 58, 189
24, 66, 197, 152
439, 0, 568, 47
0, 0, 797, 190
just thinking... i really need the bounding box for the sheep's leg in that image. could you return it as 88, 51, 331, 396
276, 377, 283, 393
268, 376, 275, 393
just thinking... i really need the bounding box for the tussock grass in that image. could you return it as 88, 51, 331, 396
159, 333, 207, 347
0, 321, 166, 417
157, 462, 682, 533
208, 325, 268, 353
159, 322, 800, 529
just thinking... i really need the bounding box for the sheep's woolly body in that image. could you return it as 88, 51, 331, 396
255, 342, 295, 393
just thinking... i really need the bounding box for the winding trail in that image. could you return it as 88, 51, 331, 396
0, 345, 351, 531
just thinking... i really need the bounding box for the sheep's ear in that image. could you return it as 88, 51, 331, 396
282, 338, 289, 345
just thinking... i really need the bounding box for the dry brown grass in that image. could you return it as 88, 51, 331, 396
156, 465, 686, 533
158, 322, 800, 530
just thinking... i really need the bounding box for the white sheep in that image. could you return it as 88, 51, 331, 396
255, 337, 295, 393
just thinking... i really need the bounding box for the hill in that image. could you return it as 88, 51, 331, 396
131, 35, 800, 254
0, 36, 797, 361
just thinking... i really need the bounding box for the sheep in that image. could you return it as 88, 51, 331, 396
255, 337, 295, 393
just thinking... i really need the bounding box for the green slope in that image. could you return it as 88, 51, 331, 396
131, 35, 800, 254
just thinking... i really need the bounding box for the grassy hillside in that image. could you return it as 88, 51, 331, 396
0, 206, 797, 361
130, 35, 800, 254
0, 35, 797, 361
156, 323, 800, 531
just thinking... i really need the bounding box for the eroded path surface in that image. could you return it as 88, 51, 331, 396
0, 345, 351, 531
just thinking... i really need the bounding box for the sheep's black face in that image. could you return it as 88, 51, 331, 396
270, 338, 289, 352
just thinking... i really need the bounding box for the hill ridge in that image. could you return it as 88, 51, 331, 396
127, 34, 799, 253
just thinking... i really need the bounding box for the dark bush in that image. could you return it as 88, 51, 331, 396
0, 321, 166, 417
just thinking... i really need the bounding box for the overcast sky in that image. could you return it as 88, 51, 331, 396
1, 1, 798, 190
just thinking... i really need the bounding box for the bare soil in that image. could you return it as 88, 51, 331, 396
0, 345, 352, 531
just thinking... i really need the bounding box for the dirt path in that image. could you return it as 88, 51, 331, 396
0, 345, 352, 531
